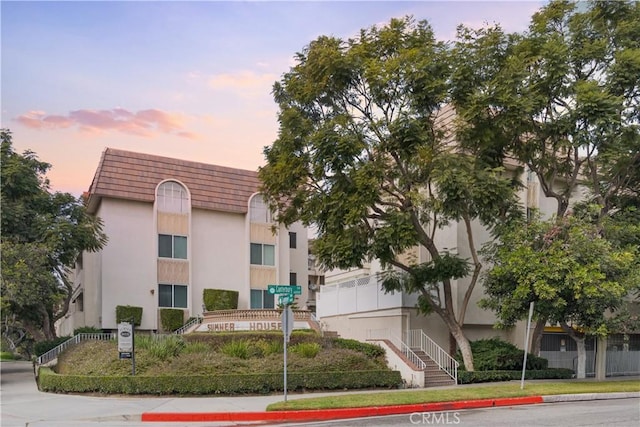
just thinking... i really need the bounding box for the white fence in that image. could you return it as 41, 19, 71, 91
318, 275, 419, 318
36, 333, 116, 366
541, 350, 640, 376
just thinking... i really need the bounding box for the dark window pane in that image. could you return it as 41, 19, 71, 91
158, 234, 172, 258
174, 285, 187, 308
289, 232, 297, 248
174, 236, 187, 259
159, 284, 172, 307
250, 243, 262, 265
250, 289, 262, 309
264, 291, 275, 309
289, 272, 297, 285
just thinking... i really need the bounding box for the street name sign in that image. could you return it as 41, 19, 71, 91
268, 284, 302, 295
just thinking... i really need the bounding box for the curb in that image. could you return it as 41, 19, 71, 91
141, 396, 543, 423
542, 391, 640, 403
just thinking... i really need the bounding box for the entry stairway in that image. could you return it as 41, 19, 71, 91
367, 329, 458, 388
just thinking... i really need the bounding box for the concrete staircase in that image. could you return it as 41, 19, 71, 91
412, 348, 457, 387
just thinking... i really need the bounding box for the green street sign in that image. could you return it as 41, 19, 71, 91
278, 295, 294, 305
268, 285, 302, 295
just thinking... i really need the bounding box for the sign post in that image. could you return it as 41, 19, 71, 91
268, 285, 299, 402
118, 321, 135, 375
520, 302, 534, 389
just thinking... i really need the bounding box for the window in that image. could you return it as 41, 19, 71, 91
250, 243, 275, 266
250, 289, 275, 309
159, 234, 187, 259
157, 181, 189, 213
250, 194, 272, 223
159, 284, 187, 308
289, 232, 297, 249
290, 272, 297, 285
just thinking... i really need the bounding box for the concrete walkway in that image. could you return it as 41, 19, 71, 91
1, 361, 638, 426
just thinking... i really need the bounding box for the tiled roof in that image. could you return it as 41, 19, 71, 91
86, 148, 261, 214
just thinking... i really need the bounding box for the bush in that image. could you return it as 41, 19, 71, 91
1, 351, 18, 360
160, 309, 185, 332
290, 342, 321, 358
457, 338, 548, 371
255, 339, 283, 356
330, 338, 385, 359
34, 336, 72, 356
457, 368, 574, 384
203, 289, 239, 311
115, 305, 142, 326
37, 367, 403, 395
220, 340, 251, 359
135, 335, 185, 361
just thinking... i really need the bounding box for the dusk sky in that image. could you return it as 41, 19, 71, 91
2, 0, 545, 196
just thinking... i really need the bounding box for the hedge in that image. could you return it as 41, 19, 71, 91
203, 289, 239, 311
38, 367, 402, 395
160, 308, 185, 332
457, 368, 574, 384
115, 305, 142, 326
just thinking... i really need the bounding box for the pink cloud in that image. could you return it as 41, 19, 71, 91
15, 108, 199, 139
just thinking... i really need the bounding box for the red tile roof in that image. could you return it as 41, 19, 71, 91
86, 148, 261, 214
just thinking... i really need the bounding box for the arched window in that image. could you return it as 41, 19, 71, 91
250, 194, 272, 223
156, 181, 189, 214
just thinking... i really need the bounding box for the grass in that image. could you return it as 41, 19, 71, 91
266, 380, 640, 411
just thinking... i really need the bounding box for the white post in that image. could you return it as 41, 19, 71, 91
520, 302, 534, 390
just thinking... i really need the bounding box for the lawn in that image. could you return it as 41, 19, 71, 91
266, 379, 640, 410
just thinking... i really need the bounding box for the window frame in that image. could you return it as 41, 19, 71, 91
289, 231, 297, 249
250, 243, 275, 266
250, 289, 275, 309
158, 284, 188, 308
158, 234, 188, 259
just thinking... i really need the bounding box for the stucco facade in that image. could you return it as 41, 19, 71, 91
57, 148, 309, 334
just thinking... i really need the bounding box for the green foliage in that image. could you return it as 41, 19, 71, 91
220, 340, 251, 359
330, 338, 385, 359
255, 339, 283, 356
481, 214, 638, 336
135, 335, 185, 361
1, 129, 107, 341
457, 368, 574, 384
455, 338, 548, 371
290, 342, 321, 358
34, 336, 72, 356
38, 367, 402, 395
1, 351, 19, 360
115, 306, 142, 327
203, 289, 239, 311
159, 309, 185, 332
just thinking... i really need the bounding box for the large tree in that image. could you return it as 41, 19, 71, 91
451, 0, 640, 353
259, 17, 521, 371
1, 129, 107, 344
481, 209, 638, 378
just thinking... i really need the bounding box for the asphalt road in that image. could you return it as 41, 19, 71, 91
274, 398, 640, 427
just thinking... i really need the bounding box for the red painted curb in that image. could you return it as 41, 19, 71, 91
141, 396, 544, 422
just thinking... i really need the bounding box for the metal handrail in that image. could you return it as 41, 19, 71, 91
367, 329, 426, 370
406, 329, 458, 383
35, 333, 115, 366
174, 316, 203, 334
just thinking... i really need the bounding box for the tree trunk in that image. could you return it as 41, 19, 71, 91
531, 318, 546, 356
449, 332, 457, 356
448, 321, 474, 371
575, 336, 587, 379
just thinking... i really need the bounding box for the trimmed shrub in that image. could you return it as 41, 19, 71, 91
115, 305, 142, 327
330, 338, 385, 359
457, 338, 548, 371
290, 342, 321, 358
37, 367, 403, 395
203, 289, 239, 311
457, 368, 574, 384
160, 308, 185, 332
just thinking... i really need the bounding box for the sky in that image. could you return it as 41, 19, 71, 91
1, 0, 546, 196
